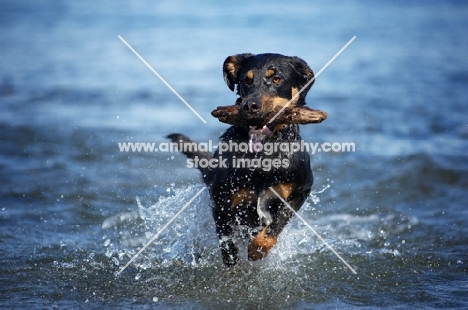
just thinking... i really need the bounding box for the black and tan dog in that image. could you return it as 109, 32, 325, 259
167, 53, 314, 266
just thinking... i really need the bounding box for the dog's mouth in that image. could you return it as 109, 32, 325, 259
249, 124, 273, 136
248, 124, 273, 152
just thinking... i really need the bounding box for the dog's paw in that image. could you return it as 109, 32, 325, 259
248, 227, 277, 261
219, 239, 239, 267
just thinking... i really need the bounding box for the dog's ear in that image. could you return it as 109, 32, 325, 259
223, 53, 254, 91
289, 56, 314, 105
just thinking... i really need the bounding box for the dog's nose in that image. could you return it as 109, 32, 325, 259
243, 100, 261, 112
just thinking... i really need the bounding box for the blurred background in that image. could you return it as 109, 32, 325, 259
1, 0, 467, 308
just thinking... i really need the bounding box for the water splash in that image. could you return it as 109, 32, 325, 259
306, 180, 332, 208
101, 182, 417, 274
103, 185, 220, 269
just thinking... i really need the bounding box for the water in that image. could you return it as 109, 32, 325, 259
1, 0, 467, 308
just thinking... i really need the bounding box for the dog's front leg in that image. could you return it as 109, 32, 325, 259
248, 183, 295, 261
213, 208, 239, 267
218, 236, 238, 267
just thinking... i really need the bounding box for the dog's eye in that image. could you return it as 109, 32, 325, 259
244, 77, 253, 86
272, 77, 281, 84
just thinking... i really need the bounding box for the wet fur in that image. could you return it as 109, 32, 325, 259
167, 53, 315, 266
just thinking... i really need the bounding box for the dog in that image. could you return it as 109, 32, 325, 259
167, 53, 314, 266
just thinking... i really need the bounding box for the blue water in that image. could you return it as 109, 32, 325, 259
1, 0, 467, 308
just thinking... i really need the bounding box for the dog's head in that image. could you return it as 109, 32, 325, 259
223, 53, 314, 113
223, 53, 314, 139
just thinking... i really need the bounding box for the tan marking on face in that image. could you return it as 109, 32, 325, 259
288, 87, 299, 106
260, 95, 289, 112
246, 70, 254, 80
265, 69, 275, 78
248, 226, 277, 261
291, 87, 298, 99
271, 183, 294, 200
230, 188, 257, 210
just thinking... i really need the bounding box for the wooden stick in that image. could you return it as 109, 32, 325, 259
211, 105, 327, 126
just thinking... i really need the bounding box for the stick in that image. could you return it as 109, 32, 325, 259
211, 105, 327, 126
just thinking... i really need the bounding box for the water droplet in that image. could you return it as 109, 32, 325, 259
153, 297, 158, 302
105, 248, 113, 258
135, 273, 141, 280
298, 238, 308, 245
103, 239, 111, 247
112, 257, 120, 266
312, 195, 320, 204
